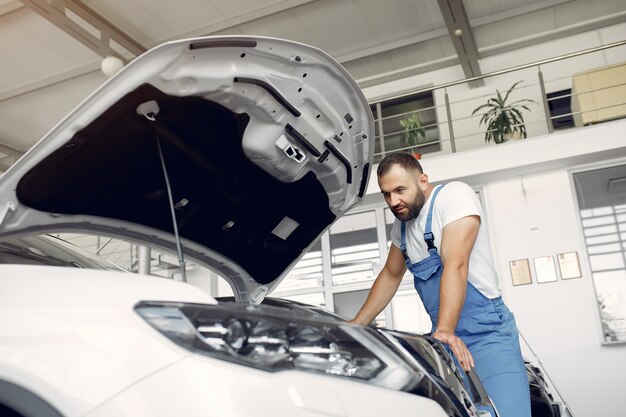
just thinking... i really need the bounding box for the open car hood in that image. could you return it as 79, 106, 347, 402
0, 36, 374, 303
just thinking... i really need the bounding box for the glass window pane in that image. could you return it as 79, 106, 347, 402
370, 104, 378, 120
582, 215, 616, 227
592, 207, 614, 216
334, 289, 386, 327
574, 165, 626, 342
330, 211, 380, 285
377, 92, 440, 158
587, 243, 623, 254
589, 252, 625, 271
275, 240, 323, 291
391, 289, 432, 334
57, 233, 133, 270
586, 234, 619, 245
592, 270, 626, 342
584, 225, 618, 237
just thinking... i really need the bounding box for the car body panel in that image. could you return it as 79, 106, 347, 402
87, 355, 450, 417
0, 36, 374, 304
0, 265, 211, 416
0, 265, 452, 417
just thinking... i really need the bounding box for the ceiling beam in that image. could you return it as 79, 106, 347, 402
0, 0, 24, 16
0, 142, 24, 171
0, 142, 24, 159
0, 157, 16, 172
19, 0, 146, 61
336, 28, 449, 64
437, 0, 483, 87
171, 0, 318, 39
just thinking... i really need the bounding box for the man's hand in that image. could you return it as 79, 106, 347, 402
432, 330, 475, 371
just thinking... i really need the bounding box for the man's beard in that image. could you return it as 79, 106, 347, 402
392, 190, 425, 221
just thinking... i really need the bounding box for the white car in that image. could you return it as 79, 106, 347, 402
0, 36, 504, 417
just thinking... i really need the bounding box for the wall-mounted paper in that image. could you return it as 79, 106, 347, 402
534, 256, 558, 283
558, 252, 582, 279
510, 259, 532, 286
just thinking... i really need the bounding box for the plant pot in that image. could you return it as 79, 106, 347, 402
504, 130, 523, 141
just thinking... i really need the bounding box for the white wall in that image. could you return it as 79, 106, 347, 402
484, 169, 626, 417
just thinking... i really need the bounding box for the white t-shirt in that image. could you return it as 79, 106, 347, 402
390, 181, 501, 299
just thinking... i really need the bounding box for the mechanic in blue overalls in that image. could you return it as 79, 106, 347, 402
351, 152, 530, 416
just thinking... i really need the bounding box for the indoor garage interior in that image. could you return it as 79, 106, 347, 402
1, 1, 626, 416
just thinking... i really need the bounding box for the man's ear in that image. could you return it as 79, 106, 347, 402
418, 173, 429, 191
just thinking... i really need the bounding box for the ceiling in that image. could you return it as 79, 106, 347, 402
1, 0, 625, 169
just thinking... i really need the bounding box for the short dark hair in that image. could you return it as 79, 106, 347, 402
377, 152, 423, 177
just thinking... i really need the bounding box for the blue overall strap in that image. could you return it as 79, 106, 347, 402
424, 184, 445, 251
400, 222, 409, 260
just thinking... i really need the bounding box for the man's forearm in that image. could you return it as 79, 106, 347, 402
435, 265, 468, 333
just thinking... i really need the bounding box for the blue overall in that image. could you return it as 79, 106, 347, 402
401, 185, 530, 417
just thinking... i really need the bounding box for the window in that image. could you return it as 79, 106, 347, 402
371, 92, 440, 163
334, 289, 387, 327
274, 240, 323, 291
574, 164, 626, 343
329, 210, 381, 285
547, 89, 575, 130
390, 289, 431, 334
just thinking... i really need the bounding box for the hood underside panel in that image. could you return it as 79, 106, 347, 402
16, 83, 335, 284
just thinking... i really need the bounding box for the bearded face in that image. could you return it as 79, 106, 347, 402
378, 165, 428, 222
390, 184, 425, 221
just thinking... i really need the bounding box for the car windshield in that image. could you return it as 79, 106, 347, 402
0, 234, 126, 271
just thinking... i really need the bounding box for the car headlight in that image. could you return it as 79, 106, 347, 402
135, 301, 421, 390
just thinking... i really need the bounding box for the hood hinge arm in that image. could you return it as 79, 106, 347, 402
0, 201, 16, 228
138, 100, 187, 282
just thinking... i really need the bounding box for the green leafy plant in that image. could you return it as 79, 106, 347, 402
472, 81, 535, 144
399, 112, 426, 153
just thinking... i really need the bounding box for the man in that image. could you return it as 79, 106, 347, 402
351, 152, 530, 416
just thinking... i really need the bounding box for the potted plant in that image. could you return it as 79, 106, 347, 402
399, 112, 426, 158
471, 81, 535, 144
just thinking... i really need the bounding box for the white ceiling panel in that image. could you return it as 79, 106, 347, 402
213, 7, 318, 44
343, 36, 456, 82
553, 0, 626, 26
471, 0, 626, 51
83, 0, 315, 45
0, 70, 106, 150
473, 8, 557, 48
466, 0, 545, 18
0, 0, 624, 156
0, 7, 100, 93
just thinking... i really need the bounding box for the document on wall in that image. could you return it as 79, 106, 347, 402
509, 259, 532, 286
557, 252, 582, 279
534, 256, 558, 283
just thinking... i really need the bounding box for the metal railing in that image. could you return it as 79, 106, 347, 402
371, 40, 626, 162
